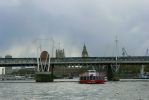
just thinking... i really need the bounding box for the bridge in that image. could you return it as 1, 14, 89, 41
0, 56, 149, 67
1, 56, 149, 82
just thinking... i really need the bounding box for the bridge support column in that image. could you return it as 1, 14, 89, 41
107, 65, 120, 81
35, 65, 54, 82
35, 72, 53, 82
35, 51, 54, 82
107, 65, 114, 81
51, 64, 54, 82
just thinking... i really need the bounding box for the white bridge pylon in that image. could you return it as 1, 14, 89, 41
33, 38, 59, 72
111, 64, 120, 73
37, 51, 51, 72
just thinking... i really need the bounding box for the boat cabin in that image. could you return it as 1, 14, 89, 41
79, 70, 105, 84
88, 70, 96, 76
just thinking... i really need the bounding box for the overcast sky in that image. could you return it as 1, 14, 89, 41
0, 0, 149, 57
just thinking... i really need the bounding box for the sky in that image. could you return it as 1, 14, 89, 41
0, 0, 149, 57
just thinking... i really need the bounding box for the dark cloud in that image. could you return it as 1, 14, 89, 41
0, 0, 149, 57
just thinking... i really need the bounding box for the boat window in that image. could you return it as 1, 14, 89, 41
80, 77, 83, 80
90, 76, 93, 80
86, 76, 89, 80
96, 76, 98, 80
88, 70, 96, 72
83, 76, 86, 80
99, 76, 101, 80
93, 76, 96, 80
82, 76, 84, 80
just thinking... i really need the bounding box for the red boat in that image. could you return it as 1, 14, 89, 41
79, 70, 105, 84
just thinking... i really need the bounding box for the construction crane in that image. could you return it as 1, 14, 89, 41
122, 48, 130, 57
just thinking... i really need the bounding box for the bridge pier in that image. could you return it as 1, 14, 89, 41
51, 64, 54, 82
35, 65, 54, 82
35, 51, 54, 82
107, 65, 114, 81
107, 65, 120, 81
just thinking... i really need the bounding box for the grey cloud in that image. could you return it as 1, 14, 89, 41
0, 0, 149, 57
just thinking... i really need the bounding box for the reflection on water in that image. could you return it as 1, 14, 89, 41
0, 80, 149, 100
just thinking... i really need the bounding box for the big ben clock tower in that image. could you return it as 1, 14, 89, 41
82, 44, 88, 57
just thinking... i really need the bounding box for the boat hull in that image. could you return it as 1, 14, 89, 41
79, 80, 105, 84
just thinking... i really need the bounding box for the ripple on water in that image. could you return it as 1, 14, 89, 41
0, 81, 149, 100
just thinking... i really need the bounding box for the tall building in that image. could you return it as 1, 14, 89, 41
0, 56, 4, 74
55, 49, 65, 78
82, 44, 88, 57
5, 55, 12, 75
0, 67, 5, 75
56, 49, 65, 58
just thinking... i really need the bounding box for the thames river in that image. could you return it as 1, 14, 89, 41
0, 79, 149, 100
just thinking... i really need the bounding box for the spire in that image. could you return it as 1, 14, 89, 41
82, 44, 88, 57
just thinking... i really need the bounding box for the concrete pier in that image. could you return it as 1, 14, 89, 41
35, 72, 53, 82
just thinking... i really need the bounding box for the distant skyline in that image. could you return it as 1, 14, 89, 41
0, 0, 149, 57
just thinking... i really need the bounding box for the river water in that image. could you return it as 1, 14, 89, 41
0, 79, 149, 100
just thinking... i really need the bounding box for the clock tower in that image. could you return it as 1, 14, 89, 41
82, 44, 88, 57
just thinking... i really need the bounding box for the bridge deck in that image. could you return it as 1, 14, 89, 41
0, 56, 149, 67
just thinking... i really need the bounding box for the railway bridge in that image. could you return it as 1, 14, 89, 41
1, 56, 149, 67
0, 56, 149, 81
